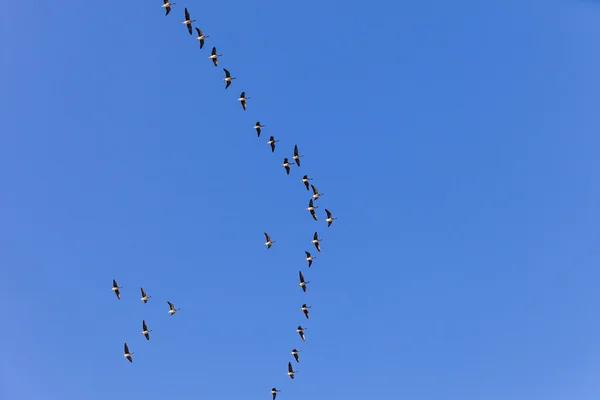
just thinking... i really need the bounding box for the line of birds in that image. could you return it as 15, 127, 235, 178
109, 3, 339, 398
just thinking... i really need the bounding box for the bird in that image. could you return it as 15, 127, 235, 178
271, 388, 281, 400
237, 92, 248, 110
167, 301, 180, 315
312, 232, 322, 252
254, 121, 264, 137
282, 158, 295, 175
325, 209, 337, 227
291, 348, 302, 363
301, 175, 313, 190
123, 343, 134, 363
209, 46, 222, 67
306, 199, 318, 221
161, 0, 175, 16
267, 136, 279, 153
264, 232, 275, 249
293, 145, 303, 167
287, 361, 297, 379
182, 8, 196, 35
223, 68, 236, 89
311, 184, 324, 201
298, 270, 310, 292
305, 251, 316, 267
141, 320, 152, 340
195, 27, 209, 49
140, 287, 151, 303
296, 325, 307, 341
301, 303, 311, 319
112, 279, 122, 300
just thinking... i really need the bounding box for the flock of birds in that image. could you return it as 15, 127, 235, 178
109, 2, 338, 398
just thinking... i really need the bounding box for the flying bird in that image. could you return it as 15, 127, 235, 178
267, 136, 279, 153
301, 175, 313, 190
301, 303, 311, 319
223, 68, 236, 89
291, 348, 302, 363
293, 145, 303, 167
287, 361, 297, 379
271, 388, 281, 400
141, 320, 152, 340
195, 27, 209, 49
167, 301, 180, 315
264, 232, 275, 249
298, 270, 310, 292
312, 232, 322, 252
305, 251, 316, 267
254, 122, 264, 137
182, 8, 196, 35
282, 158, 295, 175
209, 46, 222, 67
306, 199, 318, 221
140, 287, 151, 303
112, 279, 122, 300
123, 343, 134, 363
237, 92, 248, 110
162, 0, 175, 16
325, 209, 337, 227
296, 325, 307, 341
311, 184, 324, 201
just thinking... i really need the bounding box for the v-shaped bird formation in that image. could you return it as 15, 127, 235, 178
109, 3, 339, 398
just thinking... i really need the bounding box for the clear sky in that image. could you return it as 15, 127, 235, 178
2, 0, 600, 399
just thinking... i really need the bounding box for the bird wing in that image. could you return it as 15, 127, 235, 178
304, 309, 310, 318
124, 343, 129, 353
240, 91, 245, 97
310, 210, 317, 221
165, 6, 171, 16
212, 46, 216, 55
308, 258, 313, 267
223, 68, 230, 78
264, 232, 270, 241
325, 209, 332, 218
313, 232, 318, 240
294, 353, 299, 362
113, 279, 118, 287
140, 287, 146, 296
212, 57, 218, 67
288, 362, 293, 372
305, 251, 310, 257
184, 8, 190, 20
241, 100, 246, 110
196, 27, 202, 36
168, 301, 174, 309
225, 80, 231, 89
199, 38, 204, 49
311, 184, 318, 194
143, 320, 147, 330
187, 23, 193, 35
299, 270, 304, 282
115, 290, 121, 299
304, 180, 309, 190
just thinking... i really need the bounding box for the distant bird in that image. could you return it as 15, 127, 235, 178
282, 158, 295, 175
312, 232, 322, 252
141, 320, 152, 340
291, 348, 302, 363
167, 301, 180, 315
298, 270, 310, 292
162, 0, 175, 16
140, 287, 151, 303
306, 199, 318, 221
301, 175, 313, 190
325, 209, 337, 227
267, 136, 279, 153
237, 92, 248, 110
293, 145, 303, 167
271, 388, 281, 400
301, 303, 311, 319
223, 68, 236, 89
195, 27, 209, 49
182, 8, 196, 35
209, 46, 222, 67
112, 279, 122, 300
123, 342, 134, 363
264, 232, 275, 249
296, 325, 307, 341
254, 121, 264, 137
305, 251, 316, 267
311, 184, 324, 201
287, 361, 297, 379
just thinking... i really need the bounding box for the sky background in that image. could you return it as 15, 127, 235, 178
2, 0, 600, 399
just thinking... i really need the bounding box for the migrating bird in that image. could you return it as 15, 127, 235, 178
167, 301, 180, 315
254, 121, 264, 137
301, 175, 313, 190
237, 92, 248, 110
112, 279, 122, 300
141, 320, 152, 340
287, 362, 297, 379
306, 199, 318, 221
195, 27, 209, 49
267, 136, 279, 153
271, 388, 281, 400
140, 287, 151, 303
123, 343, 134, 363
325, 209, 337, 227
223, 68, 236, 89
209, 46, 222, 67
161, 0, 175, 16
296, 325, 307, 341
305, 251, 316, 267
301, 303, 311, 319
182, 8, 196, 35
291, 348, 302, 363
264, 232, 275, 249
298, 270, 310, 292
311, 184, 324, 201
312, 232, 322, 252
282, 158, 295, 175
293, 145, 303, 167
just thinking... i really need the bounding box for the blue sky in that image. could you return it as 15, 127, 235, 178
2, 0, 600, 398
